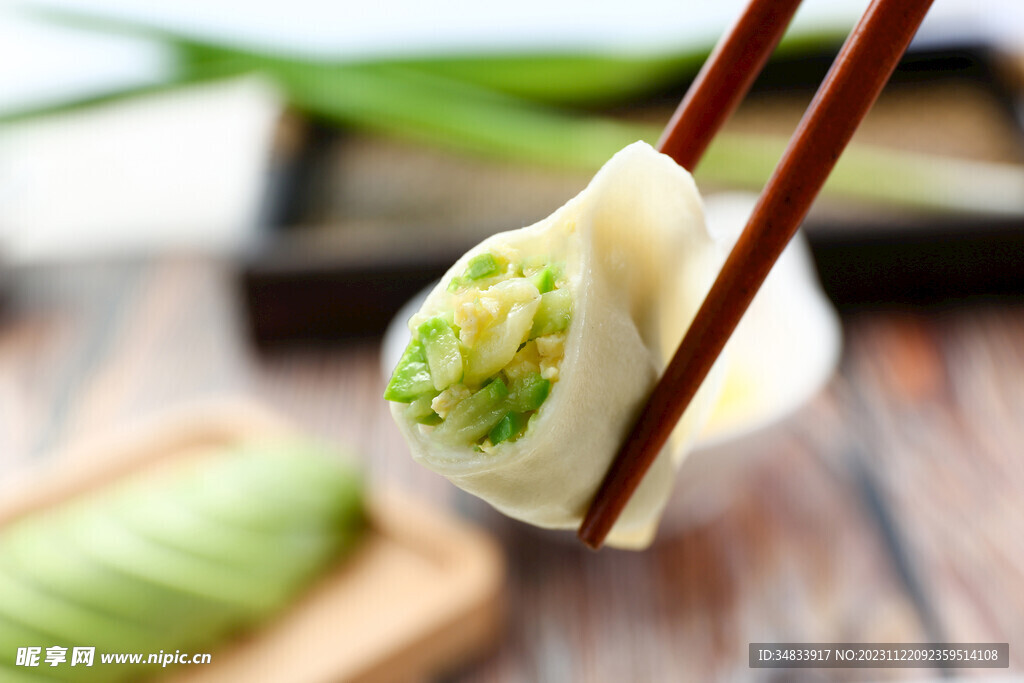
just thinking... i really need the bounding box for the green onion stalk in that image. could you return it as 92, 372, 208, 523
11, 10, 1024, 217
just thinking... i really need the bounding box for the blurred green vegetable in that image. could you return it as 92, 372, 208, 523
0, 441, 365, 680
10, 9, 1024, 217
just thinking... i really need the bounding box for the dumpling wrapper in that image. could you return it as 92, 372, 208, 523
391, 141, 727, 548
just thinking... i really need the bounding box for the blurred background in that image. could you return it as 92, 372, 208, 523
1, 0, 1023, 680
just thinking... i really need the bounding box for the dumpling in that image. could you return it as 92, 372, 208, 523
384, 141, 726, 549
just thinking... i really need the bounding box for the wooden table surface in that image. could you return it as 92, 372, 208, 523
1, 257, 1021, 682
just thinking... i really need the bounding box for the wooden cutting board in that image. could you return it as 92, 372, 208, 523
0, 400, 505, 683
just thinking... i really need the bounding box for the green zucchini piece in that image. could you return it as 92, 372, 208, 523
405, 394, 441, 425
432, 378, 509, 445
529, 267, 557, 294
108, 489, 336, 580
464, 253, 502, 280
0, 566, 166, 653
384, 339, 435, 402
530, 288, 572, 339
488, 412, 526, 444
1, 526, 235, 641
463, 295, 541, 385
417, 317, 463, 391
508, 373, 551, 412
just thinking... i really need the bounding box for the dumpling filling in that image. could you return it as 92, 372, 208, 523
384, 250, 572, 450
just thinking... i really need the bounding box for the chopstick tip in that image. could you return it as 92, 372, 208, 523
577, 513, 609, 550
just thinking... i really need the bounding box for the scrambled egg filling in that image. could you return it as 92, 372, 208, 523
385, 251, 572, 448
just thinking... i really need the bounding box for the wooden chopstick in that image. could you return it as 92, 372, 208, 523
658, 0, 804, 172
579, 0, 935, 550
